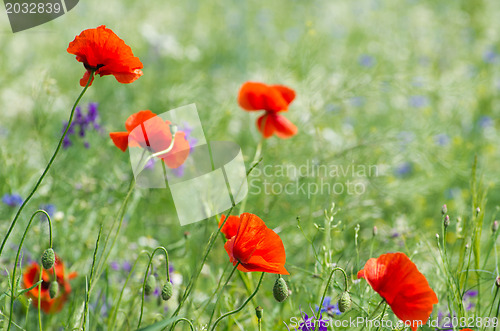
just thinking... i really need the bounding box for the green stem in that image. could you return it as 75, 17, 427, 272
207, 263, 239, 326
8, 210, 52, 331
92, 178, 136, 292
0, 73, 93, 257
170, 204, 236, 320
317, 267, 348, 318
171, 318, 195, 330
137, 247, 171, 329
170, 156, 263, 324
209, 272, 265, 331
38, 270, 42, 331
375, 302, 387, 331
108, 251, 150, 330
82, 225, 103, 331
486, 286, 499, 331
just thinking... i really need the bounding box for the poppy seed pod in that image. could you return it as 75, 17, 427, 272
161, 282, 173, 301
273, 277, 289, 303
144, 276, 156, 296
41, 248, 55, 270
255, 306, 263, 319
338, 292, 352, 312
49, 281, 59, 299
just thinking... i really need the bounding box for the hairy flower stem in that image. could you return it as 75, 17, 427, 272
315, 267, 348, 331
207, 263, 240, 326
0, 72, 94, 257
210, 272, 265, 331
137, 247, 170, 329
7, 210, 53, 331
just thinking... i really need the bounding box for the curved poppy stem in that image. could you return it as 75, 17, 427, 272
207, 263, 240, 326
0, 72, 94, 258
171, 318, 195, 330
317, 267, 348, 320
209, 272, 265, 331
137, 246, 170, 329
7, 210, 52, 331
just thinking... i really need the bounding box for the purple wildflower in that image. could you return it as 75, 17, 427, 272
483, 47, 498, 64
110, 261, 121, 271
349, 96, 365, 107
297, 313, 329, 331
2, 193, 23, 207
62, 103, 100, 149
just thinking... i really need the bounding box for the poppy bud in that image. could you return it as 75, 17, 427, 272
372, 226, 378, 237
476, 207, 480, 216
444, 215, 450, 228
493, 221, 499, 233
49, 281, 59, 299
255, 306, 263, 319
496, 277, 500, 288
145, 276, 156, 296
338, 292, 352, 312
41, 248, 55, 270
273, 277, 289, 303
161, 282, 173, 301
441, 204, 447, 215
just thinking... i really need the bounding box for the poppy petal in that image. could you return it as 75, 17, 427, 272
161, 132, 191, 169
79, 70, 95, 87
238, 82, 290, 112
267, 113, 297, 139
256, 114, 275, 138
219, 215, 241, 239
125, 110, 157, 132
358, 252, 438, 331
109, 132, 130, 152
68, 25, 143, 86
271, 85, 296, 105
228, 213, 289, 275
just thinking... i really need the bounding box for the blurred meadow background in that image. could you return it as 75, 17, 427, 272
2, 0, 500, 329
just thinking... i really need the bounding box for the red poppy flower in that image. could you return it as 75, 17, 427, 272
220, 213, 289, 275
23, 255, 77, 314
67, 25, 143, 87
357, 252, 438, 331
238, 82, 298, 139
109, 110, 190, 169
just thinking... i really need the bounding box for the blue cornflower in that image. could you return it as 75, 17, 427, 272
409, 95, 429, 108
434, 133, 450, 146
316, 297, 341, 316
2, 193, 23, 207
358, 54, 376, 67
394, 162, 412, 177
478, 116, 493, 128
39, 203, 56, 221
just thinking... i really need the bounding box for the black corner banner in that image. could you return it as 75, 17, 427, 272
4, 0, 79, 33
